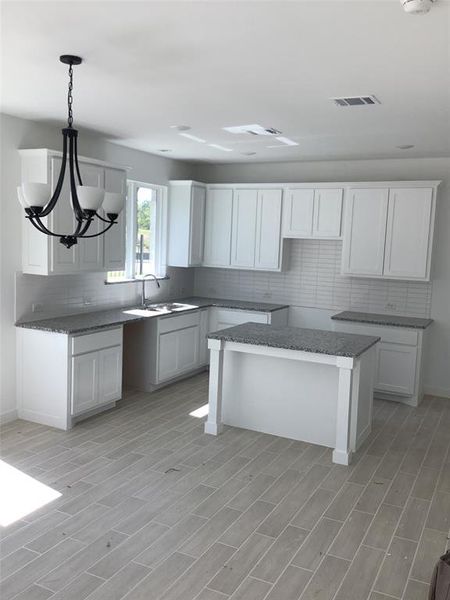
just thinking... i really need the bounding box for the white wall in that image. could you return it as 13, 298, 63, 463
192, 158, 450, 398
0, 112, 195, 422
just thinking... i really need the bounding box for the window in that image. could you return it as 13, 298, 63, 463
107, 180, 167, 282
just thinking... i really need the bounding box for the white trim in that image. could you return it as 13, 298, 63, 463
0, 410, 18, 425
423, 386, 450, 400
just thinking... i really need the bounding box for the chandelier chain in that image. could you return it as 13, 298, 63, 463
67, 63, 74, 127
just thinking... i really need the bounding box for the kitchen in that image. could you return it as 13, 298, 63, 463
1, 1, 450, 600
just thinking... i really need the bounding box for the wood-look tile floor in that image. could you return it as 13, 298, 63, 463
1, 373, 449, 600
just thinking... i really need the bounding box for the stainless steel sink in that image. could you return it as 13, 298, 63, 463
144, 302, 195, 313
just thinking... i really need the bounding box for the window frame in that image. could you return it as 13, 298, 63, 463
107, 180, 168, 283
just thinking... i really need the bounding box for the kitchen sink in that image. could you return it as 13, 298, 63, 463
144, 302, 197, 313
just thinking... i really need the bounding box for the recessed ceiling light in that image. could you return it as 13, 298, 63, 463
397, 144, 415, 150
242, 152, 257, 156
158, 149, 171, 153
179, 133, 206, 143
170, 125, 191, 131
208, 144, 233, 152
223, 124, 282, 136
275, 136, 298, 146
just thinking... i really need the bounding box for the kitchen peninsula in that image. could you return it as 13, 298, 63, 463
205, 323, 380, 465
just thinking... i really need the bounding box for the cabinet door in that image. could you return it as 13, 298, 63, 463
384, 188, 433, 280
231, 189, 258, 268
71, 352, 98, 415
50, 157, 78, 273
189, 185, 206, 266
376, 342, 417, 396
198, 309, 209, 366
255, 189, 282, 270
78, 164, 104, 271
177, 326, 199, 373
342, 188, 389, 276
104, 168, 127, 271
282, 189, 314, 237
313, 188, 343, 238
98, 345, 122, 404
158, 331, 179, 381
203, 188, 233, 266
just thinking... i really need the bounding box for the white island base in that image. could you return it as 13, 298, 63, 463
205, 339, 377, 465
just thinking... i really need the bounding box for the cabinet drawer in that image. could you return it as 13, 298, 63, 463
334, 321, 418, 346
71, 327, 123, 355
158, 311, 200, 334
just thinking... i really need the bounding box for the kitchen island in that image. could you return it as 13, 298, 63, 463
205, 323, 380, 465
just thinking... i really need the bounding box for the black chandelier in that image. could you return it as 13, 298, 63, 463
17, 55, 125, 249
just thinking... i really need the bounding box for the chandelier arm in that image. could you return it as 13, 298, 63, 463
95, 212, 118, 224
68, 134, 84, 220
39, 131, 68, 218
77, 220, 116, 238
73, 135, 83, 186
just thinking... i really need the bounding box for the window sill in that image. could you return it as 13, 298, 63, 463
104, 275, 170, 286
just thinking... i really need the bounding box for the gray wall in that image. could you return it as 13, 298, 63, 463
0, 113, 195, 421
192, 157, 450, 399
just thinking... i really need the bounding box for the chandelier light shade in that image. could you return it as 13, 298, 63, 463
17, 55, 125, 249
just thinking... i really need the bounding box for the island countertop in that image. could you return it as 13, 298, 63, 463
15, 297, 289, 335
208, 323, 380, 358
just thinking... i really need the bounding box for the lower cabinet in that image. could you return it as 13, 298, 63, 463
158, 323, 199, 382
17, 326, 123, 430
333, 320, 427, 406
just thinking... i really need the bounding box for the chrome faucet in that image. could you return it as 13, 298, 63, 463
141, 273, 161, 306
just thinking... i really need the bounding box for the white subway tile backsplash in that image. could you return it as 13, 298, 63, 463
194, 239, 432, 317
15, 267, 194, 322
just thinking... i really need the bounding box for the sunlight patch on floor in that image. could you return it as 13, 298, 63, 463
0, 460, 61, 527
189, 404, 209, 418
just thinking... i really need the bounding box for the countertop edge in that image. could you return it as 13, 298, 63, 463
331, 313, 433, 330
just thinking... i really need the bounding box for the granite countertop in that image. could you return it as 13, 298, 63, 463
332, 311, 433, 330
15, 297, 289, 335
208, 323, 380, 358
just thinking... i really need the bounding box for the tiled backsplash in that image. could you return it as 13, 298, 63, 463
15, 267, 194, 322
194, 239, 433, 317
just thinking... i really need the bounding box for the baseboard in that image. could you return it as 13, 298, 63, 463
423, 386, 450, 400
0, 409, 18, 425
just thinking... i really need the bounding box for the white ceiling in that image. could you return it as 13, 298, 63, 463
1, 0, 450, 163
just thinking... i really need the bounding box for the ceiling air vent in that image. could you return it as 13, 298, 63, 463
332, 95, 380, 107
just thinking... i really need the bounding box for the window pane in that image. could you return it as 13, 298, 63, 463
136, 187, 155, 275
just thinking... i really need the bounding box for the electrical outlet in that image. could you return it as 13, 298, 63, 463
263, 291, 272, 299
83, 297, 93, 306
385, 302, 397, 311
32, 303, 43, 313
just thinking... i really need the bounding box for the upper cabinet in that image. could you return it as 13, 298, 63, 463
167, 181, 206, 268
20, 149, 128, 276
202, 186, 284, 272
341, 184, 438, 281
283, 187, 343, 239
203, 188, 233, 267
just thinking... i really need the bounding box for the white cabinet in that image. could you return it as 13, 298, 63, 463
167, 181, 206, 267
384, 188, 433, 280
198, 308, 210, 366
20, 149, 128, 275
17, 326, 123, 429
282, 188, 343, 239
255, 189, 283, 269
103, 168, 127, 271
313, 189, 343, 237
158, 324, 199, 382
230, 188, 283, 270
341, 188, 389, 276
231, 189, 258, 268
203, 188, 233, 267
333, 320, 427, 406
208, 306, 289, 333
376, 343, 417, 396
341, 184, 437, 281
71, 352, 98, 415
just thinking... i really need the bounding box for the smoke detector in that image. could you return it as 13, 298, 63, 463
401, 0, 436, 14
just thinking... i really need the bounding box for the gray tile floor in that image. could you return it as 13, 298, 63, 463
1, 373, 449, 600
